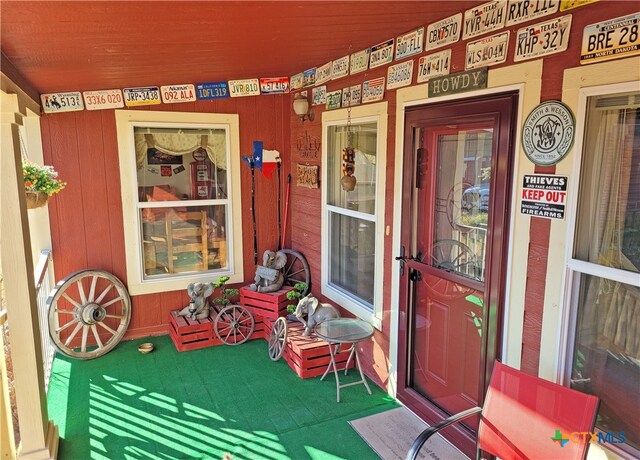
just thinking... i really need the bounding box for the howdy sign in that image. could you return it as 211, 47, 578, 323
520, 174, 568, 219
428, 67, 487, 97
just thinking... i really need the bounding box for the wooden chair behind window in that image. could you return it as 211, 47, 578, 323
165, 210, 208, 273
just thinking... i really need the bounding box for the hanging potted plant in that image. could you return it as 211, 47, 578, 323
22, 161, 66, 209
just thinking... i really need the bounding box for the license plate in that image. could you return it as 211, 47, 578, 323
312, 86, 326, 106
260, 77, 290, 94
229, 79, 260, 97
466, 31, 510, 69
123, 87, 161, 107
426, 13, 462, 51
387, 60, 414, 89
290, 73, 303, 90
302, 68, 316, 87
325, 89, 342, 110
463, 1, 507, 40
581, 12, 640, 64
560, 0, 598, 11
369, 39, 394, 69
83, 89, 123, 110
41, 91, 84, 113
515, 14, 572, 62
315, 62, 332, 85
332, 55, 350, 79
362, 77, 385, 104
350, 48, 370, 75
417, 49, 451, 83
396, 27, 424, 60
342, 84, 362, 107
196, 82, 229, 100
161, 84, 196, 103
506, 0, 559, 27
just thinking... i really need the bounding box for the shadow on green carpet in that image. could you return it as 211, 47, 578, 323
47, 336, 398, 459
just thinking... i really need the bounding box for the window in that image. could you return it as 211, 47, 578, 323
567, 89, 639, 455
116, 111, 243, 295
322, 103, 387, 328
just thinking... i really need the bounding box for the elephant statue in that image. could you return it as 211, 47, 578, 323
176, 282, 215, 320
294, 295, 340, 336
248, 250, 287, 293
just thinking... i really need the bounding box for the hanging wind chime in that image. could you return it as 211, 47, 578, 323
340, 96, 357, 192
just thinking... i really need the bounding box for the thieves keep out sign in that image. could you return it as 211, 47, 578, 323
520, 174, 568, 220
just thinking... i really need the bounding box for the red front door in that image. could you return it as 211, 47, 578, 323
397, 93, 517, 456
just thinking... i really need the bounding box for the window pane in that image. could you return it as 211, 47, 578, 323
574, 93, 640, 273
134, 127, 228, 201
329, 212, 375, 307
141, 205, 227, 277
570, 274, 639, 451
327, 122, 377, 214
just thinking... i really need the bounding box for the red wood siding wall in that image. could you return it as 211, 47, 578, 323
41, 97, 290, 338
287, 0, 638, 386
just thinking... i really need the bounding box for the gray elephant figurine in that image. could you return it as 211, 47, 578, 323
294, 295, 340, 336
176, 282, 214, 320
248, 249, 287, 293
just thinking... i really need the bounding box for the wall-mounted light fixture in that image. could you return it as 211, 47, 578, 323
293, 93, 314, 123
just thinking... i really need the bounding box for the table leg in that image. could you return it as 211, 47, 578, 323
354, 347, 372, 395
345, 344, 356, 376
320, 342, 342, 402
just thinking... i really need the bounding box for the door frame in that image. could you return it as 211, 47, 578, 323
389, 62, 544, 403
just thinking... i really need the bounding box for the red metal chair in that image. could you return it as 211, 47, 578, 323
407, 361, 600, 460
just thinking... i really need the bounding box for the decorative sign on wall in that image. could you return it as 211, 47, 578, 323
514, 15, 572, 62
362, 77, 385, 103
123, 86, 161, 107
290, 73, 303, 90
312, 85, 327, 105
315, 62, 332, 85
428, 67, 488, 98
462, 1, 507, 40
417, 49, 451, 83
426, 13, 462, 51
387, 60, 414, 89
161, 84, 196, 103
196, 82, 229, 100
560, 0, 598, 11
505, 0, 560, 27
350, 48, 370, 75
520, 174, 568, 219
580, 12, 640, 65
466, 31, 510, 69
229, 79, 260, 97
522, 100, 575, 166
302, 68, 317, 87
296, 131, 321, 160
41, 91, 85, 113
83, 89, 123, 110
259, 77, 290, 94
342, 84, 362, 107
332, 55, 350, 80
369, 38, 395, 69
297, 164, 319, 189
396, 27, 424, 60
326, 89, 342, 110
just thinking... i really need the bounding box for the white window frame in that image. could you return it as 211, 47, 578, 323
321, 102, 387, 329
115, 110, 243, 295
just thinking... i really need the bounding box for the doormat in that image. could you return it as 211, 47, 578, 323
349, 406, 469, 460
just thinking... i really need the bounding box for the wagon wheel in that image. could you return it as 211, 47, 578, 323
268, 317, 288, 361
280, 249, 310, 295
421, 240, 478, 300
214, 305, 255, 345
446, 182, 474, 233
47, 270, 131, 359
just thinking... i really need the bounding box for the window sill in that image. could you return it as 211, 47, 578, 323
322, 284, 382, 331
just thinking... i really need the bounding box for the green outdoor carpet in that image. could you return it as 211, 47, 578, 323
47, 335, 399, 460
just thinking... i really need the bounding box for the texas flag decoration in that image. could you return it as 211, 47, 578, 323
243, 141, 280, 179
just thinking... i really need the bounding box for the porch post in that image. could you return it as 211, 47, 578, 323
1, 90, 57, 459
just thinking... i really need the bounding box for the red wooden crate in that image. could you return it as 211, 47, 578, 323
264, 317, 353, 379
240, 287, 292, 320
169, 306, 265, 351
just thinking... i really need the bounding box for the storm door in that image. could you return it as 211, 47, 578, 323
397, 93, 517, 454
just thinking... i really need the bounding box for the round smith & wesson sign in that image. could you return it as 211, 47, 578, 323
522, 101, 575, 166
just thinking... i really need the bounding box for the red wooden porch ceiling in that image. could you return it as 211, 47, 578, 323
0, 1, 476, 95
